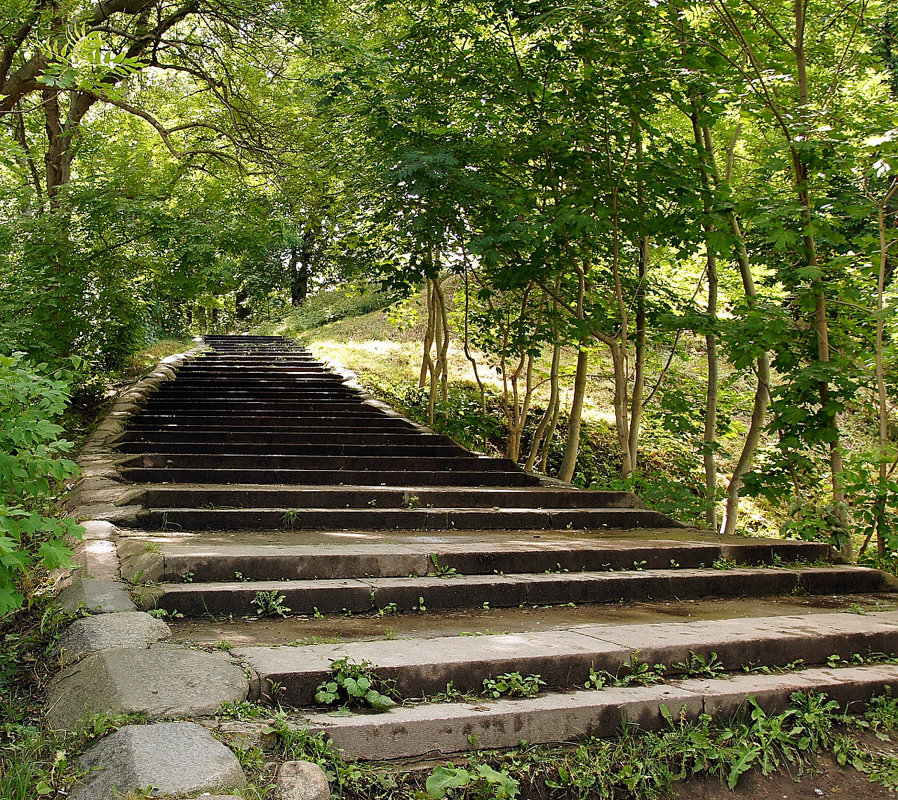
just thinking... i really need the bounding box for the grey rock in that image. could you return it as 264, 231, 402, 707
56, 612, 170, 666
46, 644, 248, 730
69, 722, 245, 800
58, 579, 136, 615
79, 520, 118, 540
273, 761, 330, 800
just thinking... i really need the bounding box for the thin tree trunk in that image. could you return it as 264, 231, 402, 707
526, 338, 561, 473
559, 347, 589, 483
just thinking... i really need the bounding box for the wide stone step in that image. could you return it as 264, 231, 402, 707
297, 663, 898, 760
117, 442, 466, 457
141, 401, 378, 413
121, 467, 540, 486
235, 610, 898, 705
126, 416, 416, 430
138, 506, 672, 531
122, 533, 829, 582
143, 565, 886, 618
138, 486, 638, 509
116, 431, 452, 446
133, 408, 391, 422
126, 454, 513, 471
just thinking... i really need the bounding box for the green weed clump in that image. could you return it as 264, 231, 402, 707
314, 657, 397, 711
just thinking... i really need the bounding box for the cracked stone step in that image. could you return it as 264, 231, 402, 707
137, 485, 640, 509
234, 610, 898, 705
120, 467, 541, 486
119, 533, 831, 583
140, 565, 888, 618
297, 663, 898, 760
137, 507, 676, 531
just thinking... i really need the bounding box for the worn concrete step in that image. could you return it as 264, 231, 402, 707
234, 610, 898, 705
170, 592, 898, 649
143, 565, 888, 618
137, 486, 638, 510
116, 442, 466, 457
138, 506, 673, 531
141, 401, 378, 413
126, 416, 416, 430
116, 431, 451, 446
152, 383, 352, 393
122, 532, 829, 583
125, 454, 513, 472
297, 663, 898, 760
121, 467, 540, 486
132, 408, 392, 422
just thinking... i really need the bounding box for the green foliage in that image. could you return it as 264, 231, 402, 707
481, 672, 545, 699
0, 354, 82, 615
585, 654, 667, 690
425, 763, 520, 799
314, 657, 397, 711
250, 591, 291, 618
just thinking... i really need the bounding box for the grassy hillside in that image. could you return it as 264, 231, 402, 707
255, 283, 775, 533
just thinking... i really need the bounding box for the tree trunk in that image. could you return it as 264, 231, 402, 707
526, 338, 561, 473
558, 347, 589, 483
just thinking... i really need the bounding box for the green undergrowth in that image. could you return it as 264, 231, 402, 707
251, 690, 898, 800
0, 600, 145, 798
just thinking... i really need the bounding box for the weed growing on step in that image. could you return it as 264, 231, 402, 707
251, 590, 291, 617
673, 651, 725, 678
314, 657, 397, 711
281, 509, 299, 529
585, 653, 667, 689
481, 672, 545, 699
429, 554, 458, 578
712, 555, 736, 570
217, 700, 270, 720
426, 763, 520, 799
378, 602, 398, 616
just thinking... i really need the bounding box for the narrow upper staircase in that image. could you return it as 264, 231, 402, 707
110, 335, 898, 763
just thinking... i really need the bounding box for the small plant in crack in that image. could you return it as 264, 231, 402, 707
281, 509, 299, 529
481, 672, 545, 699
314, 657, 397, 711
251, 590, 291, 617
429, 554, 458, 578
586, 653, 667, 689
674, 651, 725, 678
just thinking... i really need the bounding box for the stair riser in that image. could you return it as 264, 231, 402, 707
149, 568, 884, 619
140, 507, 671, 531
128, 455, 511, 471
121, 468, 540, 486
303, 666, 898, 760
251, 627, 898, 706
116, 432, 449, 446
118, 443, 465, 457
140, 488, 636, 508
140, 403, 377, 413
126, 418, 415, 430
153, 541, 829, 582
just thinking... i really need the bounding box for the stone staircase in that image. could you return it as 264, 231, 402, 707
105, 335, 898, 765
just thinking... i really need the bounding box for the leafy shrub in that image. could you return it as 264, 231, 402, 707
0, 353, 82, 615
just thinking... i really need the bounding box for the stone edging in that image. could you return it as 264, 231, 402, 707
49, 339, 331, 800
